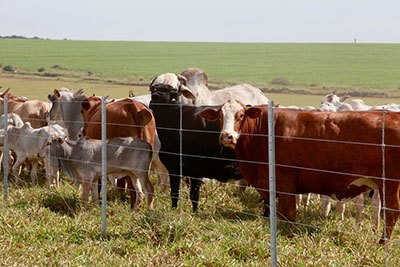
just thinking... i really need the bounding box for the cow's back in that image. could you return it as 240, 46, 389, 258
237, 107, 400, 196
85, 98, 156, 147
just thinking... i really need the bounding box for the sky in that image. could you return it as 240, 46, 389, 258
0, 0, 399, 43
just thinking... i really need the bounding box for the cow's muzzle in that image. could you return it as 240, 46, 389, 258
220, 131, 237, 149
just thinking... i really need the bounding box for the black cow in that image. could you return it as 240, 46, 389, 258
149, 82, 242, 212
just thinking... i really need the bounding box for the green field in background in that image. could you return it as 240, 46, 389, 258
1, 39, 399, 90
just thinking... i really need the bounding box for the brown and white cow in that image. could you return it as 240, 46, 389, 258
200, 99, 400, 244
0, 89, 50, 128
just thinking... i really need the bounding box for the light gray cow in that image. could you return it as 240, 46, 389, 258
151, 67, 270, 106
0, 121, 67, 186
49, 136, 154, 209
0, 113, 24, 172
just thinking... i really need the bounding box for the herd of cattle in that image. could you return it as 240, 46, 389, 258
0, 67, 399, 244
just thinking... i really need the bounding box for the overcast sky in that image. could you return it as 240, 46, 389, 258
0, 0, 399, 43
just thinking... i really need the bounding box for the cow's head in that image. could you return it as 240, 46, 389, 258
47, 87, 86, 140
200, 99, 262, 149
321, 92, 350, 107
149, 73, 196, 104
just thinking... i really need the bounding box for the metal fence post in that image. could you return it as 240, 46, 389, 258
268, 100, 277, 266
101, 96, 107, 239
3, 95, 9, 200
381, 111, 388, 261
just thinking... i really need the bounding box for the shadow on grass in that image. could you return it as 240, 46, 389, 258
41, 191, 80, 217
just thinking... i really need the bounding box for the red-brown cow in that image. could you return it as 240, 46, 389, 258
200, 99, 400, 244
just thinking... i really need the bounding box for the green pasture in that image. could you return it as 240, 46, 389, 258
2, 75, 400, 107
1, 39, 400, 95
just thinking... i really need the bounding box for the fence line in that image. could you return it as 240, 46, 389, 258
2, 96, 399, 265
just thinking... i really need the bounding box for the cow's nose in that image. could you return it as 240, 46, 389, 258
220, 132, 233, 141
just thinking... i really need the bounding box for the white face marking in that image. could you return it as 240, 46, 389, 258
220, 100, 244, 148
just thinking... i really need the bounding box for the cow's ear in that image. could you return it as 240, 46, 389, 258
149, 77, 157, 89
82, 98, 91, 111
200, 108, 219, 121
138, 109, 153, 126
180, 86, 196, 99
177, 74, 188, 86
73, 88, 84, 97
22, 122, 32, 129
245, 107, 262, 119
54, 89, 61, 98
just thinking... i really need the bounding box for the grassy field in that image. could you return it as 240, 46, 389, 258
0, 175, 399, 266
1, 39, 400, 265
1, 39, 400, 96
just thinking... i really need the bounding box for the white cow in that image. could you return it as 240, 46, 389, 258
0, 113, 24, 171
0, 121, 67, 186
151, 67, 270, 106
49, 136, 154, 209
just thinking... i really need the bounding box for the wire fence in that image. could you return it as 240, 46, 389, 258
1, 95, 400, 266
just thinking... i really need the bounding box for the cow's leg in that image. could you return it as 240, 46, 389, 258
0, 149, 3, 172
371, 190, 381, 228
44, 157, 54, 188
302, 193, 311, 209
116, 178, 126, 196
128, 175, 145, 210
336, 201, 345, 221
379, 184, 400, 244
30, 161, 39, 185
125, 176, 136, 209
189, 177, 202, 212
321, 195, 331, 217
353, 194, 364, 224
150, 154, 169, 193
170, 172, 181, 209
81, 181, 91, 207
55, 168, 60, 187
12, 155, 26, 185
277, 193, 297, 222
137, 171, 155, 210
263, 197, 270, 218
91, 178, 99, 205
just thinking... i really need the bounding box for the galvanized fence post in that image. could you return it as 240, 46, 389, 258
3, 95, 9, 200
101, 96, 107, 239
381, 111, 388, 262
268, 100, 277, 267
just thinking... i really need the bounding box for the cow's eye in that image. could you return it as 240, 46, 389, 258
239, 113, 244, 120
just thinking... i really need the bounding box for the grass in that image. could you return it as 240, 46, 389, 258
0, 174, 399, 266
1, 39, 400, 96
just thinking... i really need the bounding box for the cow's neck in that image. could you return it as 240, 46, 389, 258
57, 143, 77, 180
